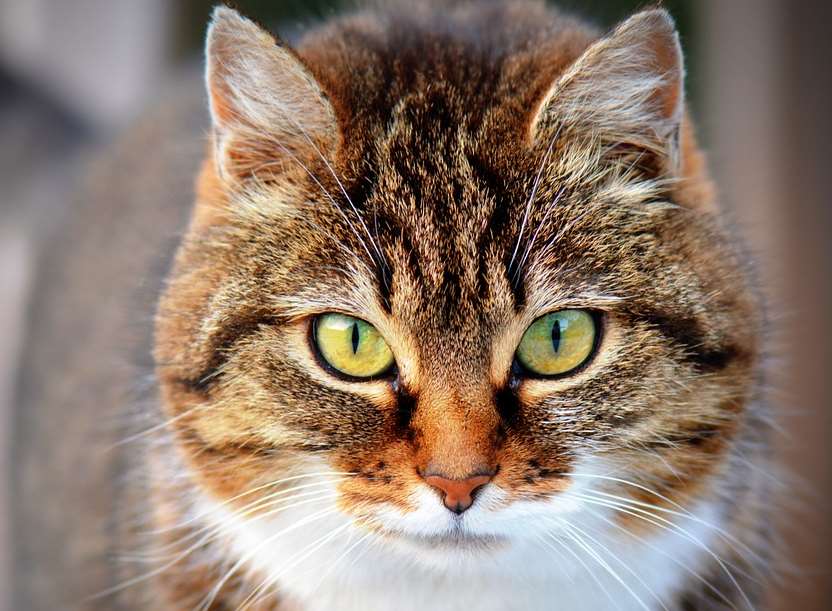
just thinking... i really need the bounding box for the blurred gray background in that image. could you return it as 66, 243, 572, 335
1, 1, 829, 610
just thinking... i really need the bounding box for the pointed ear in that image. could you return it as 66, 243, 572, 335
530, 9, 684, 173
205, 6, 339, 181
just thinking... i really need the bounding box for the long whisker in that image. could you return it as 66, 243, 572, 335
237, 521, 354, 611
95, 491, 339, 602
246, 98, 388, 285
565, 492, 756, 611
514, 186, 565, 277
540, 530, 623, 611
311, 528, 375, 590
281, 110, 386, 265
138, 485, 347, 558
578, 492, 762, 591
558, 519, 653, 611
570, 472, 766, 568
144, 472, 353, 538
580, 504, 739, 610
532, 532, 576, 583
509, 126, 560, 277
194, 505, 340, 611
111, 402, 208, 448
261, 143, 379, 273
563, 519, 670, 611
583, 488, 765, 570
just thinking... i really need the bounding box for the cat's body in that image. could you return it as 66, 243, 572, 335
14, 2, 773, 610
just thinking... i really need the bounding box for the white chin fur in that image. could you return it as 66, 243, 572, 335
196, 457, 723, 611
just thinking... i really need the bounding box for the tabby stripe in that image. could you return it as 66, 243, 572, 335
636, 310, 745, 372
178, 312, 279, 394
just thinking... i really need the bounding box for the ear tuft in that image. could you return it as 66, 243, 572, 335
530, 9, 684, 171
205, 6, 338, 181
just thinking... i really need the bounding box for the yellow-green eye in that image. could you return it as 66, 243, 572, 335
515, 310, 597, 376
313, 313, 395, 379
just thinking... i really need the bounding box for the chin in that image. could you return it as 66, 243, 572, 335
363, 486, 568, 571
380, 528, 511, 568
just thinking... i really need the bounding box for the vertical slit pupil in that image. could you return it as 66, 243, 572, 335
351, 322, 360, 354
551, 319, 561, 353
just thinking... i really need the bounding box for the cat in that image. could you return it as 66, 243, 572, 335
14, 1, 773, 609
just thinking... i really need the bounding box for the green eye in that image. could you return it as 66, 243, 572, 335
313, 313, 395, 379
515, 310, 597, 377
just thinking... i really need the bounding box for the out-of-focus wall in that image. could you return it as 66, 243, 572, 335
0, 0, 173, 129
0, 4, 174, 610
703, 2, 832, 610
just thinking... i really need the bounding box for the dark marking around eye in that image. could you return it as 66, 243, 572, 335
392, 378, 416, 437
636, 309, 746, 373
175, 312, 278, 395
495, 385, 520, 428
351, 322, 360, 354
551, 318, 561, 353
506, 262, 526, 310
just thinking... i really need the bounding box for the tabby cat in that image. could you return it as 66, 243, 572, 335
145, 1, 771, 609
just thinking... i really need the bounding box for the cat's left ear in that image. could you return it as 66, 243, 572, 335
530, 9, 683, 173
205, 6, 339, 182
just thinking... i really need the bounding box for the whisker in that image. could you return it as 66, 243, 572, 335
143, 472, 353, 538
570, 472, 766, 568
540, 530, 623, 611
311, 528, 375, 589
514, 186, 565, 277
558, 519, 653, 611
194, 506, 341, 611
509, 125, 560, 278
575, 487, 766, 573
110, 402, 208, 448
565, 492, 756, 611
237, 521, 354, 611
140, 485, 347, 557
94, 493, 338, 602
580, 504, 739, 610
532, 532, 576, 584
563, 519, 671, 611
243, 99, 388, 286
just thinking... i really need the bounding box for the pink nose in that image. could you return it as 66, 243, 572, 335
423, 472, 494, 514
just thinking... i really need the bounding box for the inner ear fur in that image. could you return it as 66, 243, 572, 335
205, 6, 339, 182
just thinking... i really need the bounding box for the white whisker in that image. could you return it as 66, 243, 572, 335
559, 519, 653, 611
565, 492, 756, 611
238, 521, 354, 610
581, 504, 739, 610
541, 529, 623, 611
194, 506, 340, 611
94, 492, 338, 603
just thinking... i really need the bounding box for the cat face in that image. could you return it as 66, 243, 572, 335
154, 4, 760, 562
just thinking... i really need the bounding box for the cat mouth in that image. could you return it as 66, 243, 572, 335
382, 528, 508, 552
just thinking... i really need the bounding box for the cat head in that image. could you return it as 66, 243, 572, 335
155, 2, 760, 564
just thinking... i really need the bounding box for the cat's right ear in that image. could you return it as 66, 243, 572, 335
205, 6, 339, 182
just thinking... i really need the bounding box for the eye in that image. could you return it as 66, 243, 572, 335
313, 313, 395, 379
515, 310, 597, 377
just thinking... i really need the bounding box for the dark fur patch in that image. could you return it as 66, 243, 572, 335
635, 309, 745, 372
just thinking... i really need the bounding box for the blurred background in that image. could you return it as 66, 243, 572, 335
0, 1, 829, 609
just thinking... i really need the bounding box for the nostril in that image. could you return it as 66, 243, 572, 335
423, 472, 494, 514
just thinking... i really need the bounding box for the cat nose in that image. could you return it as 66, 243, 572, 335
423, 471, 494, 514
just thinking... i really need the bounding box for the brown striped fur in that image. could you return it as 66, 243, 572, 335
137, 1, 772, 608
